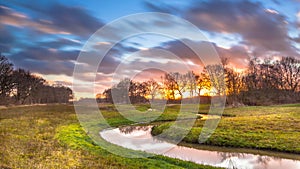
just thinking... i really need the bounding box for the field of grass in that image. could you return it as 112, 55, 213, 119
2, 103, 299, 168
0, 105, 219, 169
152, 104, 300, 154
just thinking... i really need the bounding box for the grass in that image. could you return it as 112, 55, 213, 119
0, 105, 220, 169
152, 104, 300, 154
2, 103, 299, 168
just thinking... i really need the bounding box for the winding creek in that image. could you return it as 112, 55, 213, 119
100, 125, 300, 169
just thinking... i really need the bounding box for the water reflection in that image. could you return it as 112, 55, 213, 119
119, 125, 151, 134
100, 125, 300, 169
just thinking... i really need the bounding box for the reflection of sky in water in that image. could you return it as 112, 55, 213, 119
100, 126, 300, 169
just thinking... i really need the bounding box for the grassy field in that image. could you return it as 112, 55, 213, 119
152, 104, 300, 154
0, 105, 219, 169
1, 104, 299, 168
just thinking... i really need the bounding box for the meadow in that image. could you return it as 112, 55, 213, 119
1, 103, 299, 168
0, 105, 218, 169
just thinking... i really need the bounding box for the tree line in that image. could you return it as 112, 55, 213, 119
99, 56, 300, 106
0, 55, 73, 105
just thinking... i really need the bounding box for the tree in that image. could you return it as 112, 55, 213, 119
26, 75, 45, 104
0, 55, 73, 105
135, 81, 148, 103
194, 70, 211, 96
163, 73, 177, 100
109, 78, 132, 104
275, 57, 300, 92
144, 79, 160, 102
129, 81, 147, 103
225, 67, 243, 105
12, 69, 45, 104
0, 55, 14, 104
162, 72, 188, 100
53, 86, 73, 103
241, 57, 300, 105
12, 69, 32, 104
185, 71, 197, 98
243, 58, 260, 91
103, 88, 112, 103
205, 64, 226, 96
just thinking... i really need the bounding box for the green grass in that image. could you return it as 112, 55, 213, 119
152, 104, 300, 154
0, 105, 219, 169
3, 103, 299, 168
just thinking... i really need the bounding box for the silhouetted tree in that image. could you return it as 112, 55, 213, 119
275, 57, 300, 92
0, 55, 14, 104
185, 71, 197, 98
103, 88, 112, 103
225, 67, 244, 105
195, 69, 211, 97
144, 79, 160, 102
163, 73, 177, 100
205, 64, 226, 96
0, 55, 72, 105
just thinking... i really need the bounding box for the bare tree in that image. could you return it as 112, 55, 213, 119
163, 72, 188, 100
185, 71, 197, 98
205, 64, 226, 96
0, 55, 14, 104
275, 57, 300, 92
194, 70, 211, 97
172, 72, 187, 99
144, 79, 160, 102
225, 67, 243, 105
163, 73, 177, 100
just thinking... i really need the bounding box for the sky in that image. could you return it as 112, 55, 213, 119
0, 0, 300, 99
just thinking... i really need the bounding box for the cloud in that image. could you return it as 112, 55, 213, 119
146, 0, 299, 57
297, 11, 300, 28
98, 54, 121, 74
0, 26, 15, 52
0, 1, 112, 79
158, 39, 204, 66
9, 47, 80, 62
292, 35, 300, 43
38, 38, 81, 49
14, 59, 75, 76
0, 5, 69, 34
7, 47, 79, 76
216, 45, 250, 69
144, 1, 178, 14
0, 4, 103, 37
95, 42, 140, 74
44, 3, 104, 37
186, 1, 295, 55
157, 39, 250, 69
6, 35, 142, 82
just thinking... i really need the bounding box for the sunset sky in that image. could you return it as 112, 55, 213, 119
1, 0, 300, 98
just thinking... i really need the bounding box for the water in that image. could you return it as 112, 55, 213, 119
100, 125, 300, 169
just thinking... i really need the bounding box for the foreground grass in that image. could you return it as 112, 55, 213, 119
0, 105, 219, 169
152, 104, 300, 154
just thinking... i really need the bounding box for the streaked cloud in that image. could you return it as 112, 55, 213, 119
146, 0, 299, 58
0, 5, 70, 34
0, 3, 103, 37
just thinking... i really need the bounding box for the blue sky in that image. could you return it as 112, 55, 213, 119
0, 0, 300, 98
